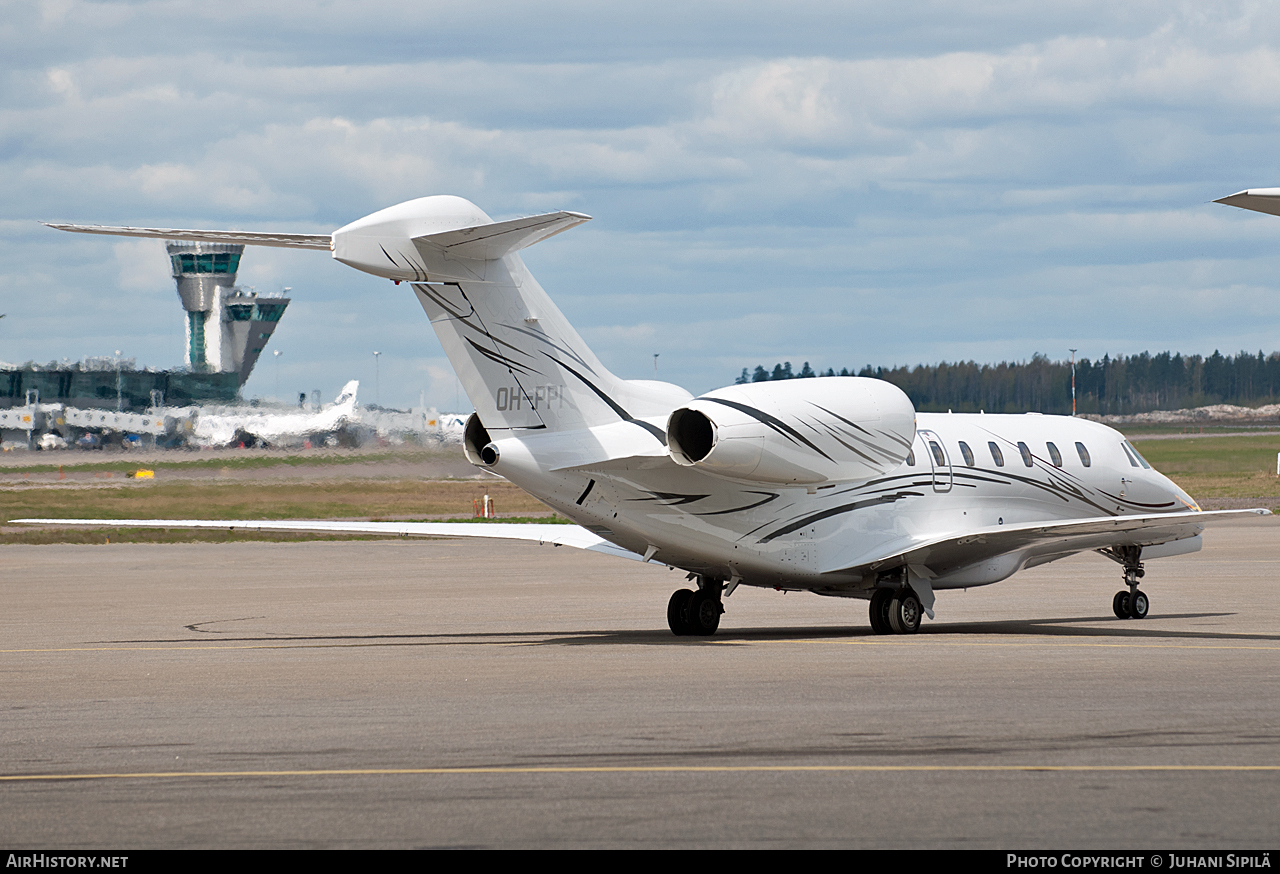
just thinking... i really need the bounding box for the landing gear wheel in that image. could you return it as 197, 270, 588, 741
888, 590, 922, 634
667, 589, 694, 636
686, 589, 722, 636
869, 588, 894, 634
1128, 589, 1149, 619
1112, 590, 1131, 619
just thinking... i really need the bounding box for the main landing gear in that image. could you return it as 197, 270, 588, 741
868, 586, 922, 634
1109, 545, 1150, 620
668, 577, 724, 636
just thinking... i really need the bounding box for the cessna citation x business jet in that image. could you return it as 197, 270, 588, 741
32, 196, 1268, 636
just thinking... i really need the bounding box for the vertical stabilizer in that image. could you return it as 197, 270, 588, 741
331, 196, 683, 437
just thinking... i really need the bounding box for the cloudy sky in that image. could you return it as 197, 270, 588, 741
4, 1, 1280, 410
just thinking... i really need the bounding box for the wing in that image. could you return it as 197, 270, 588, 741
1214, 189, 1280, 218
825, 509, 1271, 580
11, 518, 644, 562
42, 223, 332, 250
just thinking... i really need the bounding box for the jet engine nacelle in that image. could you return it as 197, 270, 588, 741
666, 378, 916, 485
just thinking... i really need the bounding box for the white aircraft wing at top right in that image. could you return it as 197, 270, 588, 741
1215, 188, 1280, 216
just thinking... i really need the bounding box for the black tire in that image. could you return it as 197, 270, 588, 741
1128, 589, 1149, 619
667, 589, 694, 635
1113, 590, 1130, 619
869, 588, 894, 634
889, 590, 922, 634
686, 589, 722, 636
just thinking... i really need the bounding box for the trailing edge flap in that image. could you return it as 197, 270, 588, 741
41, 223, 332, 250
410, 211, 590, 281
821, 508, 1270, 577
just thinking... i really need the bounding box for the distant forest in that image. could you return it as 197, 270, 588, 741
733, 351, 1280, 416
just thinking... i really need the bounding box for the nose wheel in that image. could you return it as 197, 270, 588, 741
1109, 546, 1149, 619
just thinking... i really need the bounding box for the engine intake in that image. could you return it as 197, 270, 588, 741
667, 408, 715, 463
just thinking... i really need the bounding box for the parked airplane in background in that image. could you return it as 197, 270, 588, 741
31, 197, 1267, 635
193, 381, 360, 448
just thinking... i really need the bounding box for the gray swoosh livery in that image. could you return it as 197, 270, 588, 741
32, 195, 1269, 636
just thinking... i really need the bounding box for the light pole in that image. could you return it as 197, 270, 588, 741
114, 349, 122, 412
1069, 348, 1077, 416
273, 349, 282, 401
653, 353, 659, 375
373, 351, 381, 407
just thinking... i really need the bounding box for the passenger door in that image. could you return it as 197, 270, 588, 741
918, 429, 952, 493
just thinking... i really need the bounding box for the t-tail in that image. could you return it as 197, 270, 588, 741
46, 195, 691, 438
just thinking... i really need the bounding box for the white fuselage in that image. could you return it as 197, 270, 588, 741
482, 409, 1197, 594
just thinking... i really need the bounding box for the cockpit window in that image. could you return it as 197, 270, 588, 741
906, 447, 916, 466
1046, 442, 1062, 467
1120, 442, 1141, 468
958, 441, 975, 467
1075, 442, 1091, 467
1017, 441, 1034, 467
988, 441, 1004, 467
1124, 441, 1152, 469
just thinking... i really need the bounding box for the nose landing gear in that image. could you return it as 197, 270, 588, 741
1107, 545, 1149, 619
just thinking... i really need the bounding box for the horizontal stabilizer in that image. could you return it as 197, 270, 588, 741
11, 518, 644, 562
42, 223, 332, 250
413, 211, 591, 261
1214, 189, 1280, 218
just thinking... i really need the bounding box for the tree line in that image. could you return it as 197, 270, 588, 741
733, 350, 1280, 415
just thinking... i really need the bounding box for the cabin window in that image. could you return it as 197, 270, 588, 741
988, 441, 1004, 467
958, 441, 975, 467
1018, 441, 1034, 467
1075, 442, 1091, 467
929, 441, 946, 467
1046, 442, 1062, 467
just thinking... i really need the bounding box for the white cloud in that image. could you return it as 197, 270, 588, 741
5, 2, 1280, 406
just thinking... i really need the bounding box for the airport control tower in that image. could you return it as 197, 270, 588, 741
167, 242, 289, 387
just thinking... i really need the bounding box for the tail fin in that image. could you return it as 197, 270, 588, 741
352, 197, 682, 437
332, 380, 359, 408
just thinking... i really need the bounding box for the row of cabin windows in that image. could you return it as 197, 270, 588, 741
907, 438, 1152, 470
908, 440, 1094, 469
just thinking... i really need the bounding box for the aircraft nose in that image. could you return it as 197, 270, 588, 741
1161, 474, 1200, 512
